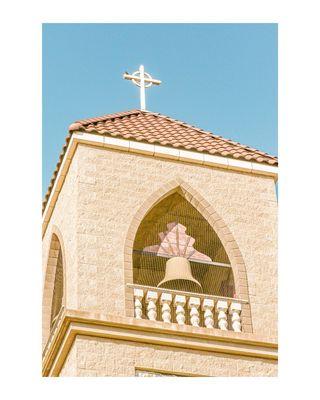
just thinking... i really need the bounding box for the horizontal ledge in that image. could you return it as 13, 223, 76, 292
127, 283, 249, 304
134, 366, 204, 377
43, 309, 278, 376
71, 321, 277, 358
72, 132, 278, 177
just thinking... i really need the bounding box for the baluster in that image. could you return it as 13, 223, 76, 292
188, 297, 200, 327
217, 300, 228, 330
174, 295, 186, 325
229, 302, 242, 332
202, 299, 214, 328
133, 288, 144, 319
146, 291, 158, 321
160, 293, 172, 323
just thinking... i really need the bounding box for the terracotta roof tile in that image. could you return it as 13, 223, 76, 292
43, 109, 277, 212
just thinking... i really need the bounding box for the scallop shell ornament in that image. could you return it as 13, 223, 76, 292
143, 222, 212, 262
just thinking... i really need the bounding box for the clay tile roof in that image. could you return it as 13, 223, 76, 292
43, 109, 277, 212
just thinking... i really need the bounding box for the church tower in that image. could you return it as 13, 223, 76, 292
42, 69, 278, 377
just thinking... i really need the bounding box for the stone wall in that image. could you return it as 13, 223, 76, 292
73, 144, 277, 337
59, 335, 277, 377
42, 151, 79, 345
43, 142, 277, 373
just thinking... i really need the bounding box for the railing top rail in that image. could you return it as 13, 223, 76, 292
127, 283, 249, 304
132, 249, 231, 268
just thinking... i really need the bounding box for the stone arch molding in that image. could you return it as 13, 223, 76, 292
42, 225, 66, 348
123, 177, 253, 333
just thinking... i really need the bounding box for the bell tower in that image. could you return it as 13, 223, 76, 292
42, 107, 278, 377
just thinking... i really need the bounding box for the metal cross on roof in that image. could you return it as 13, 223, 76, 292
123, 65, 161, 111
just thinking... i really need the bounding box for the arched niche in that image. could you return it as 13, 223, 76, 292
124, 179, 253, 333
42, 228, 66, 347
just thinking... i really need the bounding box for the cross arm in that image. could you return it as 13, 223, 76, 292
123, 73, 161, 86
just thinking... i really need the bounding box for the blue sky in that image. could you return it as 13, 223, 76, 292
43, 23, 277, 195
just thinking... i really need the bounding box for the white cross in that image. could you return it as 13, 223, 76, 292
123, 65, 161, 111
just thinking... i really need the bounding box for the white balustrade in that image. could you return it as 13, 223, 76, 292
174, 295, 186, 325
202, 298, 214, 328
229, 302, 242, 332
188, 297, 200, 327
217, 300, 228, 330
133, 288, 144, 319
160, 292, 172, 323
130, 285, 246, 333
146, 291, 158, 321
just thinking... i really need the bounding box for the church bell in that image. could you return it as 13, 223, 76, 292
157, 256, 202, 293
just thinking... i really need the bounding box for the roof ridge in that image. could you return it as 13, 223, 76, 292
141, 111, 277, 161
144, 110, 219, 138
69, 109, 142, 131
68, 109, 277, 161
44, 108, 278, 213
214, 135, 278, 160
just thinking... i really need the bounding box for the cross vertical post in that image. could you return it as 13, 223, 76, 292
123, 65, 161, 111
139, 65, 146, 111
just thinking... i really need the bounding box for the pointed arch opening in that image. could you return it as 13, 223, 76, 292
133, 191, 235, 297
124, 179, 253, 333
42, 230, 66, 347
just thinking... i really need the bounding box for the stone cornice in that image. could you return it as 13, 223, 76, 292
42, 132, 278, 238
42, 309, 278, 377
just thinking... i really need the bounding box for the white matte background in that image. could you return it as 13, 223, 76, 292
0, 0, 319, 398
